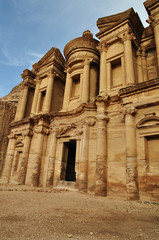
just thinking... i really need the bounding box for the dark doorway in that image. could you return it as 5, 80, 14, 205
61, 140, 76, 181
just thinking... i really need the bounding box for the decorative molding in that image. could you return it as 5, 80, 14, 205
34, 126, 50, 135
137, 116, 159, 129
56, 123, 83, 138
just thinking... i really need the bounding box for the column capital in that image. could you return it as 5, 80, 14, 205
83, 58, 92, 65
64, 67, 71, 74
147, 16, 159, 28
124, 107, 137, 117
8, 133, 17, 140
23, 129, 33, 137
97, 42, 108, 53
34, 126, 50, 135
122, 31, 134, 42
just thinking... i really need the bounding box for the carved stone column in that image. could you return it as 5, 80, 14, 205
0, 134, 16, 184
98, 43, 107, 94
17, 130, 33, 184
148, 17, 159, 71
95, 96, 108, 196
43, 71, 55, 113
136, 49, 143, 83
125, 107, 139, 200
31, 79, 40, 115
46, 129, 57, 187
78, 120, 89, 192
15, 83, 29, 121
31, 121, 49, 187
141, 50, 148, 82
63, 68, 71, 110
123, 32, 135, 85
81, 59, 91, 103
15, 69, 35, 121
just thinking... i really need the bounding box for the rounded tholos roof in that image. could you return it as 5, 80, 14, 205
64, 30, 99, 61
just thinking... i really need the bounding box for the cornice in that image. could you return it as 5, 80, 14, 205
21, 69, 36, 80
119, 78, 159, 98
144, 0, 159, 15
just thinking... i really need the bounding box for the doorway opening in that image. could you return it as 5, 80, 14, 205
61, 140, 76, 181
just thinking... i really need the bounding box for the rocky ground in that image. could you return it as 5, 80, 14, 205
0, 185, 159, 240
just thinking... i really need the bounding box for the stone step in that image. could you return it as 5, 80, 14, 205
54, 181, 78, 191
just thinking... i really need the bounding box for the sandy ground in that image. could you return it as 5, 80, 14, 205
0, 186, 159, 240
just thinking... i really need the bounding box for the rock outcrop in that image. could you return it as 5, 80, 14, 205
0, 83, 22, 176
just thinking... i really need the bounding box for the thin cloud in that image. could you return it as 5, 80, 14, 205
0, 46, 24, 67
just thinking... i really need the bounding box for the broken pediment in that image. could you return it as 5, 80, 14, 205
57, 124, 83, 138
137, 116, 159, 129
32, 47, 66, 71
15, 139, 24, 148
96, 8, 144, 39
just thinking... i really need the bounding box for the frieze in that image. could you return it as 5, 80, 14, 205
56, 123, 83, 138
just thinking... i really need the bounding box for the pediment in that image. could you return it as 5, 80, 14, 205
96, 8, 144, 39
15, 139, 24, 148
33, 47, 66, 70
137, 116, 159, 129
57, 124, 82, 138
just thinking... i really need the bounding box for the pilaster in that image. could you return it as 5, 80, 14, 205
123, 32, 135, 86
17, 129, 33, 184
78, 119, 90, 192
31, 79, 40, 115
81, 59, 91, 103
15, 69, 35, 121
98, 42, 108, 95
46, 129, 57, 187
43, 71, 56, 113
0, 134, 16, 184
62, 68, 71, 110
95, 95, 108, 196
124, 107, 139, 200
31, 120, 49, 187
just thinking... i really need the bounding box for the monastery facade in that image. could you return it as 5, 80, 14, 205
1, 0, 159, 201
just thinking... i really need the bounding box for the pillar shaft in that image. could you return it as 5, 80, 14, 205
15, 85, 28, 121
18, 132, 32, 184
1, 135, 16, 184
99, 45, 107, 94
63, 69, 71, 110
31, 80, 40, 115
123, 34, 135, 85
31, 130, 44, 187
81, 60, 90, 103
141, 51, 148, 82
78, 122, 89, 192
43, 72, 55, 113
95, 100, 107, 196
136, 50, 143, 83
153, 22, 159, 72
125, 109, 139, 200
46, 130, 57, 187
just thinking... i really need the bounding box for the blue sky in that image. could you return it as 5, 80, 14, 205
0, 0, 148, 97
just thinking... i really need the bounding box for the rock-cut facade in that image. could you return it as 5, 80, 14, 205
1, 0, 159, 201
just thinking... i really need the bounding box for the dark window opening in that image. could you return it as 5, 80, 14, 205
61, 140, 76, 182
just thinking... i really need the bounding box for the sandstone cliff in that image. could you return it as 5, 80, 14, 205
0, 82, 22, 176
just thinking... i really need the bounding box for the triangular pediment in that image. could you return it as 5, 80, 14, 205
33, 47, 66, 70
